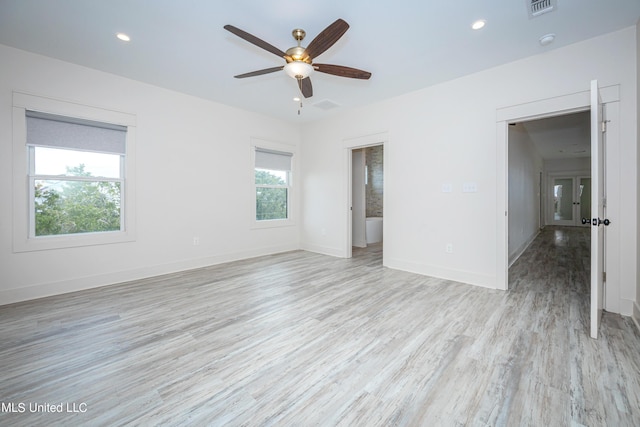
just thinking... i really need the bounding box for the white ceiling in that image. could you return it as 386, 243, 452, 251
518, 111, 591, 159
1, 0, 639, 124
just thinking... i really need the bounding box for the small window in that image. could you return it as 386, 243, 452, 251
254, 147, 293, 222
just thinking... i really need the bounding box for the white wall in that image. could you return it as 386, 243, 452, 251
301, 27, 638, 314
508, 125, 543, 264
0, 44, 300, 304
636, 19, 640, 327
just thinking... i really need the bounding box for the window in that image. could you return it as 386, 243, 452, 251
254, 147, 292, 221
13, 92, 136, 252
27, 111, 126, 237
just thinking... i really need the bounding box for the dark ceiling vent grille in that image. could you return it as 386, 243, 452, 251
528, 0, 556, 18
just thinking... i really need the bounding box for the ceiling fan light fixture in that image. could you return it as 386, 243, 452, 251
284, 61, 313, 79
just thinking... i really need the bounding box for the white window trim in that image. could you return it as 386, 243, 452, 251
250, 138, 296, 229
12, 92, 137, 252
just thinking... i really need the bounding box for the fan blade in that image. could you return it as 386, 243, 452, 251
234, 66, 283, 78
314, 64, 371, 79
298, 77, 313, 98
224, 25, 287, 58
304, 18, 349, 60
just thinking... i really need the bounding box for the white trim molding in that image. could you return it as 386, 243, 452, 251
632, 301, 640, 333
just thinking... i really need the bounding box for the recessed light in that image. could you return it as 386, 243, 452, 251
293, 97, 301, 102
471, 20, 486, 30
116, 33, 131, 42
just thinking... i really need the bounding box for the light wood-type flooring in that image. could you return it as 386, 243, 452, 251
1, 226, 639, 426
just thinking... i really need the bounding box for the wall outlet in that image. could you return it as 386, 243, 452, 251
193, 237, 200, 246
445, 243, 453, 253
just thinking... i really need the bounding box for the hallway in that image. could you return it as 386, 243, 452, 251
508, 226, 639, 425
509, 226, 591, 328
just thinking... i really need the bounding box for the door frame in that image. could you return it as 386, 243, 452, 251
343, 132, 389, 259
351, 149, 367, 248
496, 85, 619, 291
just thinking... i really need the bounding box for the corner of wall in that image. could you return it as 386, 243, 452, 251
636, 19, 640, 329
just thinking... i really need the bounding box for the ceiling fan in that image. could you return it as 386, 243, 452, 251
224, 19, 371, 98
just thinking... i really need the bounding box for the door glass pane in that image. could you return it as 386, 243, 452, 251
579, 178, 591, 222
553, 178, 573, 221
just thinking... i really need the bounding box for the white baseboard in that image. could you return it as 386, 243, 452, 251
352, 238, 367, 248
0, 244, 299, 306
384, 257, 497, 290
300, 242, 345, 258
508, 229, 540, 267
633, 301, 640, 333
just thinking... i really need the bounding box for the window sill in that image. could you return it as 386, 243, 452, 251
251, 219, 296, 230
13, 230, 135, 253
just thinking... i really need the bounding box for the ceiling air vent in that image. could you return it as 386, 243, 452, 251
313, 99, 341, 110
528, 0, 556, 18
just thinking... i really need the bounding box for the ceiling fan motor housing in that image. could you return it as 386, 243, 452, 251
286, 46, 310, 63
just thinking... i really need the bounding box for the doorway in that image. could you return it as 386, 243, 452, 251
352, 145, 384, 251
497, 83, 620, 338
507, 112, 590, 265
343, 132, 388, 260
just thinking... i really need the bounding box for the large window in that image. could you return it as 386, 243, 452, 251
27, 111, 126, 237
254, 146, 293, 223
13, 92, 136, 252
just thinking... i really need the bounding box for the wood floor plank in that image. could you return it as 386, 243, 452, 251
1, 230, 639, 426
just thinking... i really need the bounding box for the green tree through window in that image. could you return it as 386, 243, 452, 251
35, 164, 121, 236
255, 169, 288, 220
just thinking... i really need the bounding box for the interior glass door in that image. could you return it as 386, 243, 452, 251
552, 177, 575, 225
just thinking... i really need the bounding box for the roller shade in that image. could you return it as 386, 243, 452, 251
26, 110, 127, 155
255, 147, 292, 171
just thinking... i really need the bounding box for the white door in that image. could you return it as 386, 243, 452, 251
351, 150, 366, 248
577, 176, 591, 227
590, 80, 605, 339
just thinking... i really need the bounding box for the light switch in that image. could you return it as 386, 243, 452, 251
462, 182, 478, 193
441, 183, 453, 193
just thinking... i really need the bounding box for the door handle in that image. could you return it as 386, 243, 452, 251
588, 218, 612, 226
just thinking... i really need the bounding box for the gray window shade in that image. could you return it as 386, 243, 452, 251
26, 110, 126, 155
255, 148, 292, 171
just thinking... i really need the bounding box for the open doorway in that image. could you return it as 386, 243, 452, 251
352, 145, 384, 254
343, 132, 388, 261
497, 82, 620, 338
507, 111, 591, 267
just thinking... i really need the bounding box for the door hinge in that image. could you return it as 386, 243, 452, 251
603, 272, 606, 282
